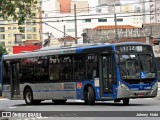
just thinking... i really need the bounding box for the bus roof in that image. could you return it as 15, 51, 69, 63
3, 42, 151, 60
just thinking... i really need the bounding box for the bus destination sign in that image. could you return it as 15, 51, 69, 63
116, 45, 152, 53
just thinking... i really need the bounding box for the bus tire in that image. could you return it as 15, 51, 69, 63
24, 88, 34, 105
84, 86, 95, 105
123, 98, 129, 105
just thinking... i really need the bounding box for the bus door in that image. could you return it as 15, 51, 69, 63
99, 54, 115, 98
10, 62, 20, 99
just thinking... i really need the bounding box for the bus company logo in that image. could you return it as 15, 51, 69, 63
2, 112, 11, 117
77, 82, 82, 89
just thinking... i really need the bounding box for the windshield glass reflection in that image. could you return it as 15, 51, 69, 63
119, 53, 156, 79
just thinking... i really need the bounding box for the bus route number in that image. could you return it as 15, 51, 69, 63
120, 46, 135, 52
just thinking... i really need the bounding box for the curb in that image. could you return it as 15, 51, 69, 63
0, 98, 9, 100
0, 96, 9, 101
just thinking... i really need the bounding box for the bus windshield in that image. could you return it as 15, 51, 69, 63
119, 53, 156, 79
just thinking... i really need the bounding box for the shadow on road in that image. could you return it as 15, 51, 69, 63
13, 101, 153, 107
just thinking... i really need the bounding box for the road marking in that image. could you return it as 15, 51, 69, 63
26, 106, 32, 107
9, 107, 16, 109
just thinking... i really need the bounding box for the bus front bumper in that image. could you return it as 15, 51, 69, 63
117, 86, 158, 99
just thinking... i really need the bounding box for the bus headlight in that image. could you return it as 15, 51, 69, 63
120, 82, 129, 91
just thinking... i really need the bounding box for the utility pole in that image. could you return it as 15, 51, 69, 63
74, 4, 78, 44
114, 13, 118, 41
142, 0, 146, 24
64, 25, 66, 46
114, 0, 118, 41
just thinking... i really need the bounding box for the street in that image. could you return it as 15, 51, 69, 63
0, 96, 160, 120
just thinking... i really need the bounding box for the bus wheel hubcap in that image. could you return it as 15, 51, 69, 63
26, 92, 31, 102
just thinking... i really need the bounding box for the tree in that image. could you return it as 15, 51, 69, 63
0, 43, 7, 96
0, 0, 38, 31
0, 43, 7, 58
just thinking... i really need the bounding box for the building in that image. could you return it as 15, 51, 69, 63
71, 1, 89, 13
42, 0, 89, 45
98, 0, 121, 6
55, 0, 89, 14
42, 0, 143, 45
122, 0, 160, 24
0, 0, 41, 54
138, 0, 160, 23
97, 0, 121, 13
84, 25, 152, 43
57, 0, 71, 13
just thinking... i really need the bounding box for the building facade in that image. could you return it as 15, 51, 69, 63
98, 0, 121, 6
42, 0, 143, 46
0, 0, 41, 54
84, 25, 152, 43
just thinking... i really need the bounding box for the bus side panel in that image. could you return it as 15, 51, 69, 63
2, 85, 11, 99
21, 83, 77, 100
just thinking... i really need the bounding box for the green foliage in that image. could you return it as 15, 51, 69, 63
0, 0, 38, 32
0, 43, 7, 58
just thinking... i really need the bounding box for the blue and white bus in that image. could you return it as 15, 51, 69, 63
1, 42, 158, 105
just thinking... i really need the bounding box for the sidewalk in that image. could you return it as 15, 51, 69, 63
0, 96, 9, 100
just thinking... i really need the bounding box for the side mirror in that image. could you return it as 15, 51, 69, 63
114, 51, 120, 65
116, 54, 120, 65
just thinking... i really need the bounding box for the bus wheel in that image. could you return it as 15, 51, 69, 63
84, 86, 95, 105
24, 88, 34, 105
123, 98, 129, 105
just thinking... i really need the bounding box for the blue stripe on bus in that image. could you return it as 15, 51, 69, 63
33, 90, 76, 92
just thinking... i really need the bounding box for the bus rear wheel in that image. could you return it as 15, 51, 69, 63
123, 98, 129, 105
84, 86, 95, 105
24, 88, 34, 105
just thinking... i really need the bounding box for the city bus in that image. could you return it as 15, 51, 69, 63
1, 42, 158, 105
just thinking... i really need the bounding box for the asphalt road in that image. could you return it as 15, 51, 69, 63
0, 96, 160, 120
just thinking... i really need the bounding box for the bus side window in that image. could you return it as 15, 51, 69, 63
86, 54, 98, 79
3, 61, 11, 84
49, 55, 73, 81
38, 57, 49, 82
73, 55, 86, 80
21, 58, 34, 82
49, 55, 59, 81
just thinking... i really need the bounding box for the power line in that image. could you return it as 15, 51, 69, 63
1, 12, 160, 26
29, 7, 160, 20
43, 22, 73, 37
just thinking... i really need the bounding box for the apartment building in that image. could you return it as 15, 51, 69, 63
98, 0, 121, 6
0, 0, 41, 54
136, 0, 160, 23
55, 0, 89, 13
